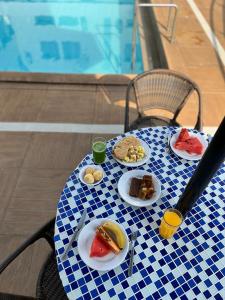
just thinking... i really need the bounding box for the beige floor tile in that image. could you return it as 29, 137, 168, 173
94, 85, 127, 124
176, 93, 202, 127
161, 43, 186, 70
8, 195, 60, 212
0, 235, 50, 297
37, 89, 96, 123
0, 89, 9, 110
0, 169, 19, 197
0, 89, 45, 122
0, 169, 20, 220
179, 46, 219, 66
3, 208, 55, 226
0, 235, 31, 295
0, 133, 31, 168
202, 93, 225, 126
175, 16, 203, 33
186, 66, 225, 93
1, 205, 56, 235
176, 31, 211, 47
23, 133, 91, 169
0, 220, 54, 236
11, 168, 70, 202
23, 239, 51, 296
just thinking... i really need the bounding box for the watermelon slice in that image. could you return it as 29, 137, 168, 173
175, 138, 203, 154
174, 128, 203, 155
176, 128, 190, 142
90, 234, 111, 257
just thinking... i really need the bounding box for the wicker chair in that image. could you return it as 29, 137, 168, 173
0, 219, 68, 300
125, 69, 202, 132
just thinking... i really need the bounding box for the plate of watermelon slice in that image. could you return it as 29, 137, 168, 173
77, 218, 129, 271
170, 128, 208, 161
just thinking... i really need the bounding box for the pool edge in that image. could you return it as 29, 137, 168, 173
0, 72, 136, 85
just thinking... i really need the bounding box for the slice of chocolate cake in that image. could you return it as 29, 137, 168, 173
129, 178, 142, 197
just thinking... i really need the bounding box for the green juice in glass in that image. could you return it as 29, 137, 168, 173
92, 139, 106, 164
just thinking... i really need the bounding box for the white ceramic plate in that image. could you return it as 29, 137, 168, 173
79, 164, 104, 186
118, 170, 161, 207
77, 218, 129, 271
112, 138, 150, 167
170, 129, 208, 161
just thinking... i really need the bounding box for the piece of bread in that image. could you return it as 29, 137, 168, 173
84, 173, 94, 184
85, 167, 95, 175
113, 146, 128, 160
121, 136, 141, 148
93, 170, 103, 182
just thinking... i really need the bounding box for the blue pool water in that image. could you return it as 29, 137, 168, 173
0, 0, 143, 74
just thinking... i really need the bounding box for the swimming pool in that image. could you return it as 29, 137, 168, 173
0, 0, 143, 74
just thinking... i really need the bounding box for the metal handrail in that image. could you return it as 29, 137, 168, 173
137, 3, 178, 43
131, 1, 178, 72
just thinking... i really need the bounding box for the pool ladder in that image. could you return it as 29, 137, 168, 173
132, 0, 178, 72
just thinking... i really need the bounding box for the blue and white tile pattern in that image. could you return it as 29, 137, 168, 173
54, 127, 225, 300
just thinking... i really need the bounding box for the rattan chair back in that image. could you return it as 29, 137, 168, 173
125, 69, 202, 131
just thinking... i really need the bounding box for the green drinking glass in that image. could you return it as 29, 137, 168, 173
92, 137, 106, 164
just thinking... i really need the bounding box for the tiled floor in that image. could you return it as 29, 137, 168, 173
0, 0, 225, 297
0, 82, 121, 296
0, 131, 115, 296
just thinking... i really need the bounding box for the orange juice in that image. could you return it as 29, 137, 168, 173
159, 209, 183, 239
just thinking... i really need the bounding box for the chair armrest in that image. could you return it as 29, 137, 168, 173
194, 115, 202, 131
0, 218, 55, 274
194, 87, 202, 131
125, 80, 134, 133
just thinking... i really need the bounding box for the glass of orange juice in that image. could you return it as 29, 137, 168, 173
159, 208, 183, 239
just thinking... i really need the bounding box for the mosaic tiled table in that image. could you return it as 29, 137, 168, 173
54, 127, 225, 300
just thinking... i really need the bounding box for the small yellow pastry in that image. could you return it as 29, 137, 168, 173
84, 173, 95, 184
93, 170, 103, 182
85, 167, 95, 175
